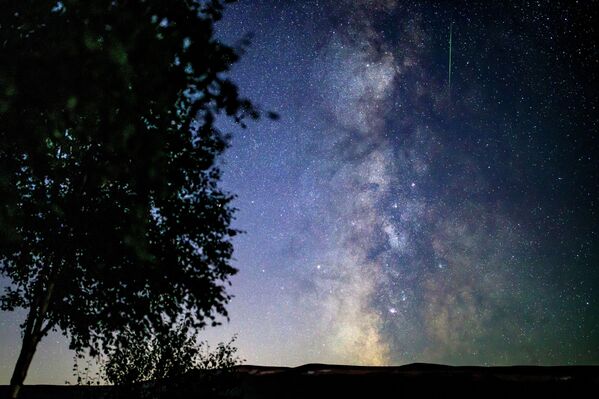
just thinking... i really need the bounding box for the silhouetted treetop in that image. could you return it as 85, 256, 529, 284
0, 1, 259, 397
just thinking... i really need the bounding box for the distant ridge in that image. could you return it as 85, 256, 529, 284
2, 363, 598, 398
233, 362, 599, 374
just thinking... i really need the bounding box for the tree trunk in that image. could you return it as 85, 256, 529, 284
8, 329, 41, 399
8, 280, 55, 399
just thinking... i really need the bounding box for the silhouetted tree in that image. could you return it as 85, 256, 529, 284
67, 329, 242, 398
101, 328, 242, 385
0, 1, 260, 397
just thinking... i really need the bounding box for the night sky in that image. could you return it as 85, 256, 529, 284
1, 0, 598, 384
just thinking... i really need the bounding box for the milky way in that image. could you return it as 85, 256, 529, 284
214, 0, 598, 367
295, 1, 540, 365
1, 0, 597, 383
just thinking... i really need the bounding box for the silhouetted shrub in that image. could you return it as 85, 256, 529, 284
77, 327, 243, 398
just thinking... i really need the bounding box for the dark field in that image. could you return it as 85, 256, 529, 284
3, 363, 598, 398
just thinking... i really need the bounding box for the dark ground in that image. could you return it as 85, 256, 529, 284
3, 363, 598, 398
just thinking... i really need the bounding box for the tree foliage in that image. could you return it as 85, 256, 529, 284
101, 329, 242, 386
0, 0, 259, 396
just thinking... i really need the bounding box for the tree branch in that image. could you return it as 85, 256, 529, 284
40, 320, 55, 337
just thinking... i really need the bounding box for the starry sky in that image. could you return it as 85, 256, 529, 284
1, 0, 598, 384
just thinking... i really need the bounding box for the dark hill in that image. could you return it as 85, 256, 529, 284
2, 363, 598, 398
